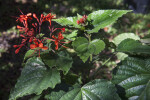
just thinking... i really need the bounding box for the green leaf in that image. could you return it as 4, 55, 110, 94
113, 33, 140, 60
77, 13, 83, 19
41, 51, 73, 75
87, 10, 131, 33
117, 39, 150, 55
9, 57, 61, 100
116, 52, 128, 60
41, 53, 57, 68
63, 73, 79, 85
53, 17, 81, 28
72, 37, 89, 49
76, 43, 89, 52
46, 79, 120, 100
112, 57, 150, 99
63, 30, 78, 41
89, 39, 105, 55
138, 81, 150, 100
24, 49, 35, 61
56, 52, 73, 74
24, 50, 50, 61
45, 90, 66, 100
72, 37, 105, 62
113, 33, 140, 46
29, 95, 41, 100
72, 37, 90, 62
45, 82, 73, 100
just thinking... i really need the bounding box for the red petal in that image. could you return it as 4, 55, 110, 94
41, 14, 44, 18
30, 44, 37, 49
55, 45, 58, 50
17, 25, 22, 29
20, 34, 25, 38
15, 48, 20, 54
39, 43, 43, 48
29, 37, 33, 42
27, 13, 32, 16
61, 28, 65, 32
77, 20, 80, 24
33, 13, 39, 22
58, 33, 64, 40
33, 39, 39, 45
21, 39, 27, 43
52, 35, 57, 40
13, 45, 18, 48
20, 15, 25, 18
42, 46, 48, 50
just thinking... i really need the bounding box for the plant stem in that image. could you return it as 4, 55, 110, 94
88, 34, 92, 62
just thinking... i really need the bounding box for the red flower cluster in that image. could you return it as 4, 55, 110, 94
14, 10, 68, 56
77, 15, 87, 24
30, 39, 48, 50
52, 32, 64, 50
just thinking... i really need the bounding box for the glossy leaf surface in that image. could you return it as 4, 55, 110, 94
46, 79, 120, 100
117, 39, 150, 55
112, 57, 150, 99
87, 10, 131, 33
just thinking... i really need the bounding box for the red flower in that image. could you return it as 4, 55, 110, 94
30, 39, 48, 57
43, 13, 56, 26
57, 28, 65, 32
30, 39, 48, 50
17, 25, 29, 33
16, 10, 32, 28
51, 32, 64, 50
77, 15, 87, 24
17, 27, 35, 43
13, 44, 24, 54
33, 13, 39, 22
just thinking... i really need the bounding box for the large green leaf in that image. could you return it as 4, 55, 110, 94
53, 17, 81, 28
9, 57, 61, 100
113, 33, 140, 60
112, 57, 150, 99
41, 51, 73, 75
45, 79, 120, 100
113, 33, 140, 46
87, 10, 131, 33
72, 37, 105, 62
117, 39, 150, 55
